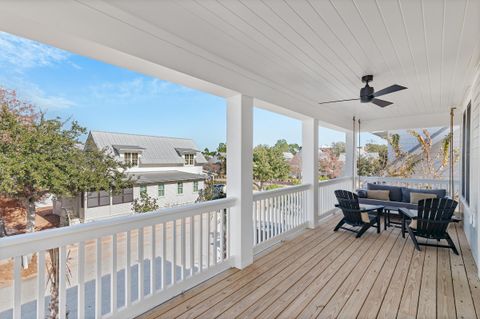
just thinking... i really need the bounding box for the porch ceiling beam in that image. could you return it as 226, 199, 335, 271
360, 111, 461, 132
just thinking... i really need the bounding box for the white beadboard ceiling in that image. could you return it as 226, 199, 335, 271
0, 0, 479, 131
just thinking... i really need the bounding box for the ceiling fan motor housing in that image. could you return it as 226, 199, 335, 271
360, 85, 374, 103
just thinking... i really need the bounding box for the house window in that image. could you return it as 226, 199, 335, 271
158, 183, 165, 197
124, 152, 139, 166
462, 102, 471, 204
193, 181, 199, 192
87, 190, 110, 208
184, 154, 195, 166
140, 185, 147, 196
177, 182, 184, 194
112, 187, 134, 204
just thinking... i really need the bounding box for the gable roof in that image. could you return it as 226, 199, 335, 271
88, 131, 207, 165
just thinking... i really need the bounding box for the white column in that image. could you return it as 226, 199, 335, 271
302, 118, 319, 229
226, 94, 254, 269
345, 131, 357, 191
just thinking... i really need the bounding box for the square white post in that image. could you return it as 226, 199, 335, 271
345, 131, 357, 191
302, 118, 319, 229
227, 94, 254, 269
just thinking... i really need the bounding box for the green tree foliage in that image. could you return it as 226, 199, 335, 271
274, 139, 300, 155
132, 191, 159, 213
331, 141, 346, 157
253, 145, 290, 190
0, 88, 131, 233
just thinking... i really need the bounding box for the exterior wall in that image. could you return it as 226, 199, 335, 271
462, 66, 480, 273
83, 180, 204, 221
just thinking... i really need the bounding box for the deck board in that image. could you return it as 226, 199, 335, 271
137, 214, 480, 319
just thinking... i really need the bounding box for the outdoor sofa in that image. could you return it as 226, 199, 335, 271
356, 183, 448, 210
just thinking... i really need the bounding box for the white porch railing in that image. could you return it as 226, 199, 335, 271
318, 176, 353, 217
0, 198, 235, 319
359, 176, 459, 192
252, 184, 310, 254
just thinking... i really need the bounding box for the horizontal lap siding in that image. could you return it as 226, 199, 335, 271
464, 68, 480, 267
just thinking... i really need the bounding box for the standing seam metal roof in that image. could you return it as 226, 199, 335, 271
89, 131, 207, 165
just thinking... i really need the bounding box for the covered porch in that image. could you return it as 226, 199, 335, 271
0, 1, 479, 318
139, 214, 480, 319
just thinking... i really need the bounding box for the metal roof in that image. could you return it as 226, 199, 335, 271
89, 131, 207, 165
128, 170, 206, 184
112, 144, 146, 151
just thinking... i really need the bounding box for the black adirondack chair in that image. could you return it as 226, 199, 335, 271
404, 198, 460, 254
334, 190, 382, 238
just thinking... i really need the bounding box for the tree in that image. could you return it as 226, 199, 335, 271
0, 88, 132, 317
319, 148, 344, 179
409, 129, 458, 179
274, 139, 289, 152
288, 143, 301, 155
253, 145, 290, 190
331, 141, 346, 157
215, 143, 227, 177
273, 139, 300, 155
132, 191, 159, 213
0, 99, 131, 232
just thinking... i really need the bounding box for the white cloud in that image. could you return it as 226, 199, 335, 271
0, 32, 70, 70
90, 77, 195, 102
0, 76, 76, 110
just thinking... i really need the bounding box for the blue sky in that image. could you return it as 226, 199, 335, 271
0, 31, 383, 150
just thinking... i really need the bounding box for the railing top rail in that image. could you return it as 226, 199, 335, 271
253, 184, 311, 201
359, 176, 459, 185
0, 197, 237, 259
318, 176, 353, 187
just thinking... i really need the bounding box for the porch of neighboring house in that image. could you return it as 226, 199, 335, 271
138, 214, 480, 319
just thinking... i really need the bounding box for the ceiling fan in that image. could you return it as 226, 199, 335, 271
318, 75, 407, 108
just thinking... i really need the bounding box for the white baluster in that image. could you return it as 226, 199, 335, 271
190, 216, 194, 276
58, 247, 67, 319
13, 256, 21, 319
112, 234, 117, 313
150, 225, 156, 294
181, 218, 186, 281
95, 239, 102, 318
138, 228, 144, 300
78, 242, 85, 319
161, 224, 166, 290
126, 231, 131, 307
37, 251, 45, 319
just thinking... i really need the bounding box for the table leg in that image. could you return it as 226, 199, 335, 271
401, 213, 405, 238
384, 210, 388, 230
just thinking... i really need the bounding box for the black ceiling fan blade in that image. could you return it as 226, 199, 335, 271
373, 84, 407, 98
371, 98, 393, 108
318, 98, 359, 105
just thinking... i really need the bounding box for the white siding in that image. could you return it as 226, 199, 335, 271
83, 181, 204, 221
462, 65, 480, 272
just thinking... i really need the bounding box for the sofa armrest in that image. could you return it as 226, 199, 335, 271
357, 189, 368, 198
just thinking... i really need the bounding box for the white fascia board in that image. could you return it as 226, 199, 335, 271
360, 112, 461, 132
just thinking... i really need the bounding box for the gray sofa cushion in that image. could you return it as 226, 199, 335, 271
358, 198, 418, 210
357, 189, 368, 198
367, 183, 403, 202
401, 187, 446, 203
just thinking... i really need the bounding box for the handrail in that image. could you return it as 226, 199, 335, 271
252, 184, 311, 201
318, 176, 353, 187
0, 197, 237, 259
359, 176, 459, 185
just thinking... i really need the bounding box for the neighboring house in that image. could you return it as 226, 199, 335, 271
374, 127, 460, 179
57, 131, 207, 221
283, 152, 294, 161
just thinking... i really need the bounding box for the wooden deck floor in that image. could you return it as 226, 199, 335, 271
138, 214, 480, 319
